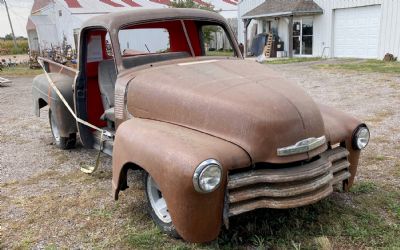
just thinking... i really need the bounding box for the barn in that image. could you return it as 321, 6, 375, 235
238, 0, 400, 59
26, 0, 239, 52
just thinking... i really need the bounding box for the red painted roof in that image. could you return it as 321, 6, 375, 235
99, 0, 124, 7
121, 0, 141, 7
222, 0, 237, 6
192, 0, 212, 7
31, 0, 53, 13
30, 0, 237, 18
26, 18, 36, 31
64, 0, 82, 8
149, 0, 171, 5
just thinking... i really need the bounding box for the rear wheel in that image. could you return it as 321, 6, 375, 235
143, 171, 179, 238
49, 109, 76, 149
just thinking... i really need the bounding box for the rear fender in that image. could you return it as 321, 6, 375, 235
32, 73, 77, 137
112, 118, 250, 243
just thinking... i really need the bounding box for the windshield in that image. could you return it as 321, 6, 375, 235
117, 19, 237, 69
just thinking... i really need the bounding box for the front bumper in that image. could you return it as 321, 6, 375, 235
227, 147, 350, 217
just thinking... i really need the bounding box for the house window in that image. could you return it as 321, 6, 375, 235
293, 18, 313, 56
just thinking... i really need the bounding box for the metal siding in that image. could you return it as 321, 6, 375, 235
387, 0, 400, 57
394, 0, 400, 57
237, 0, 400, 58
237, 0, 264, 43
313, 0, 400, 59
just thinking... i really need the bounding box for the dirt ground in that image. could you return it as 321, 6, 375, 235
0, 59, 399, 249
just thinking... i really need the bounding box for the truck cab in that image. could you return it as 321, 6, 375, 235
74, 9, 240, 155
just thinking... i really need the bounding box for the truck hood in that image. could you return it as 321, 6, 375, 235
126, 59, 327, 164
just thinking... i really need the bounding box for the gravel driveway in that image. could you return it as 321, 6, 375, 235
0, 60, 399, 248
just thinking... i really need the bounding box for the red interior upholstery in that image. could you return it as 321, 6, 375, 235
83, 21, 204, 129
85, 30, 109, 128
183, 20, 202, 56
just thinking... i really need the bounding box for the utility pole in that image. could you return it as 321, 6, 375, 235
1, 0, 18, 49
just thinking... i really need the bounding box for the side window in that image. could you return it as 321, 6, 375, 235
86, 31, 113, 62
201, 25, 235, 57
105, 33, 113, 57
118, 28, 170, 56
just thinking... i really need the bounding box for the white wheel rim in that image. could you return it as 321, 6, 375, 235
50, 112, 61, 143
147, 175, 172, 224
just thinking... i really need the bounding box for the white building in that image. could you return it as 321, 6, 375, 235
26, 0, 239, 52
238, 0, 400, 59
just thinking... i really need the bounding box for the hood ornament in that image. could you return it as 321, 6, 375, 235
277, 136, 326, 156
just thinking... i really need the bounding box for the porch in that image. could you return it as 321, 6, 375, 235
241, 0, 323, 58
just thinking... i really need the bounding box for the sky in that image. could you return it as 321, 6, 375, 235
0, 0, 33, 37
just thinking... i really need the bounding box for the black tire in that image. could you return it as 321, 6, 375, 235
143, 171, 180, 238
49, 109, 76, 149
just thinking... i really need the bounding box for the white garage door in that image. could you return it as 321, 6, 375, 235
334, 5, 381, 58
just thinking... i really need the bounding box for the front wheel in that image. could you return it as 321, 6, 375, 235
143, 172, 180, 238
49, 109, 76, 149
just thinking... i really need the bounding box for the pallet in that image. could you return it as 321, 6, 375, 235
0, 76, 12, 85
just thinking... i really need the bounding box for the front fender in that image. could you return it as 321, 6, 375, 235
319, 104, 365, 188
32, 73, 77, 137
112, 118, 250, 243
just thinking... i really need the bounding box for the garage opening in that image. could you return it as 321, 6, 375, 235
333, 5, 381, 58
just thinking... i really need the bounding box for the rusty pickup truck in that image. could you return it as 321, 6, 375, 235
32, 8, 370, 243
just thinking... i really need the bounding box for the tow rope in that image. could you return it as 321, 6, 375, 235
38, 59, 113, 174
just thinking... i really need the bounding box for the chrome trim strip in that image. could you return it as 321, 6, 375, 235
277, 136, 326, 156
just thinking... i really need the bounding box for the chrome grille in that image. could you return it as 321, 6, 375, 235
227, 147, 350, 217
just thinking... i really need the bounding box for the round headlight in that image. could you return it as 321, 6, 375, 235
353, 126, 370, 150
193, 159, 222, 193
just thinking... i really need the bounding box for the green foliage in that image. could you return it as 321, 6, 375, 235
350, 181, 377, 194
265, 57, 323, 64
205, 50, 234, 57
4, 33, 13, 40
169, 0, 214, 11
0, 39, 29, 55
0, 65, 42, 77
214, 183, 400, 249
126, 226, 165, 248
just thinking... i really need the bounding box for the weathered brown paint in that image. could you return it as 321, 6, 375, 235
125, 59, 328, 164
112, 118, 250, 242
31, 8, 367, 244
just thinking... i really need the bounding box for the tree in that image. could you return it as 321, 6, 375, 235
5, 33, 13, 40
169, 0, 214, 11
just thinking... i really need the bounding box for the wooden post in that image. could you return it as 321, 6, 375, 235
243, 19, 251, 58
288, 15, 293, 58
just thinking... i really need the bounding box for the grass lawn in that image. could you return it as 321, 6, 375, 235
206, 50, 235, 57
314, 59, 400, 74
0, 40, 29, 55
264, 57, 323, 64
10, 171, 397, 249
121, 181, 400, 249
0, 65, 42, 77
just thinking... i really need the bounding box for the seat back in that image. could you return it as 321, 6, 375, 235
98, 60, 117, 110
97, 52, 190, 110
